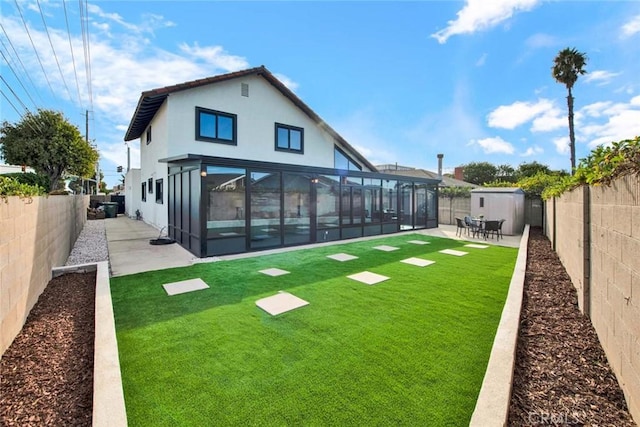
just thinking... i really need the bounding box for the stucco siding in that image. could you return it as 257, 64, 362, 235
165, 75, 356, 170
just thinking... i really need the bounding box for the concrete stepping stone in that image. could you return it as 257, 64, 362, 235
259, 268, 290, 277
401, 257, 435, 267
256, 291, 309, 315
408, 240, 430, 245
327, 253, 359, 262
373, 245, 400, 252
348, 271, 390, 285
439, 249, 468, 257
163, 278, 209, 296
465, 244, 489, 249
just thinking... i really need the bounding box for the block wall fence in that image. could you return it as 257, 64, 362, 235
545, 175, 640, 422
0, 195, 88, 356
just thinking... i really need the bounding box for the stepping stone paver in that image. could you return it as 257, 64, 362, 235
373, 245, 400, 252
259, 268, 290, 277
327, 253, 359, 262
439, 249, 468, 257
401, 257, 436, 267
256, 291, 309, 315
347, 271, 390, 285
408, 240, 430, 245
465, 244, 489, 249
163, 278, 209, 296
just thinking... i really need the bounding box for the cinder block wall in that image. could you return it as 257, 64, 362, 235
546, 176, 640, 422
0, 195, 88, 356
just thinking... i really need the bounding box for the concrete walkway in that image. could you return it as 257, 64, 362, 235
104, 216, 194, 277
104, 216, 522, 276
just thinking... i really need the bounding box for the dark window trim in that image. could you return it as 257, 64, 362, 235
274, 123, 304, 154
155, 179, 163, 204
146, 126, 152, 145
334, 145, 362, 171
195, 106, 237, 145
141, 182, 146, 202
148, 177, 153, 193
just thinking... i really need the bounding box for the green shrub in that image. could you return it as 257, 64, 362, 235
0, 176, 46, 202
0, 172, 50, 192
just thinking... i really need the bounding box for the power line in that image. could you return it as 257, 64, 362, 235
63, 0, 83, 107
79, 0, 93, 111
1, 75, 29, 112
36, 0, 74, 103
0, 45, 39, 110
13, 0, 57, 100
0, 22, 46, 106
0, 88, 23, 116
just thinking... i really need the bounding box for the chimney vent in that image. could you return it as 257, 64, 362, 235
437, 154, 444, 179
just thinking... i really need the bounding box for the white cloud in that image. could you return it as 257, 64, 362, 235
178, 43, 248, 71
531, 107, 566, 132
584, 70, 621, 85
525, 33, 558, 49
521, 145, 543, 157
472, 136, 515, 154
553, 136, 570, 155
487, 99, 555, 130
273, 73, 300, 92
621, 14, 640, 38
581, 101, 613, 118
431, 0, 540, 44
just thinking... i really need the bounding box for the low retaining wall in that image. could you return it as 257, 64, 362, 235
1, 195, 88, 356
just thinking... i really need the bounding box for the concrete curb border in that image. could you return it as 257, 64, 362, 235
470, 224, 530, 426
52, 262, 127, 427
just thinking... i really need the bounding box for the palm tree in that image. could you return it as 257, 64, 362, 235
552, 47, 587, 174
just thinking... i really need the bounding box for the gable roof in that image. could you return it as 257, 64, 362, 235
124, 65, 377, 172
376, 165, 476, 187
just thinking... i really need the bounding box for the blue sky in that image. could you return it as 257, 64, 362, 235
2, 0, 640, 187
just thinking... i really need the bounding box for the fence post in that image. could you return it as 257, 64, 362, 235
583, 185, 591, 317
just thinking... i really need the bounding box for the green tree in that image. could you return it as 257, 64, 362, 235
459, 161, 498, 185
552, 47, 588, 174
496, 164, 516, 183
516, 161, 551, 179
0, 109, 99, 191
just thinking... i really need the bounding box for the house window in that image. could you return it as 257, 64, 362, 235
241, 83, 249, 97
155, 179, 163, 204
275, 123, 304, 153
142, 182, 146, 201
148, 178, 153, 193
334, 147, 361, 171
196, 107, 237, 145
480, 197, 484, 208
146, 126, 152, 145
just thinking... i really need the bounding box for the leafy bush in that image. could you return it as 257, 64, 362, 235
0, 176, 46, 202
541, 136, 640, 199
439, 186, 472, 198
0, 172, 50, 192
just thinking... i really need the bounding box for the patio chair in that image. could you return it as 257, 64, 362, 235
455, 217, 467, 237
465, 215, 482, 238
498, 219, 506, 239
483, 220, 501, 241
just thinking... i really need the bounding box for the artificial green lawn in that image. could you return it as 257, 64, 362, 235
110, 234, 518, 426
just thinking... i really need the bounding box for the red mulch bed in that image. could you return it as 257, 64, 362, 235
0, 230, 636, 425
509, 227, 635, 426
1, 272, 95, 427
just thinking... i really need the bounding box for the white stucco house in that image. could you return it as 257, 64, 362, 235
124, 66, 439, 257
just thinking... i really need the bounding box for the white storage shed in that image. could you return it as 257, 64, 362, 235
470, 187, 525, 235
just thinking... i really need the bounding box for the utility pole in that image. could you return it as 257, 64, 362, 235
86, 109, 99, 194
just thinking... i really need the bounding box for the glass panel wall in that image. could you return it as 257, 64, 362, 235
363, 178, 381, 223
250, 171, 281, 249
205, 166, 246, 238
317, 175, 340, 229
414, 184, 427, 229
283, 173, 311, 245
400, 182, 414, 230
381, 179, 398, 222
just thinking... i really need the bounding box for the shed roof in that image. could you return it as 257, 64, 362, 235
471, 187, 525, 194
124, 66, 377, 172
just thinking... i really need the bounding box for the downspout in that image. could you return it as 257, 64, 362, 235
552, 197, 557, 251
583, 185, 591, 317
